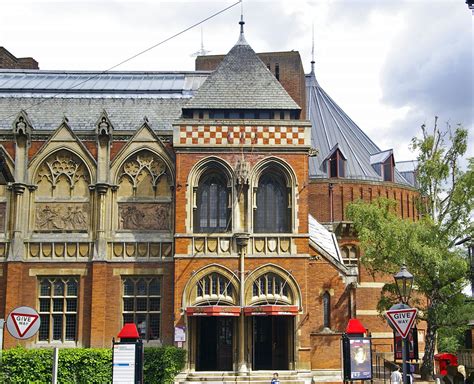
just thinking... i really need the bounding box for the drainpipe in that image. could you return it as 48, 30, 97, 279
235, 233, 249, 373
329, 183, 334, 223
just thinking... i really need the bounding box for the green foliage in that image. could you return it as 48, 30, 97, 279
1, 346, 186, 384
144, 346, 186, 384
437, 327, 468, 354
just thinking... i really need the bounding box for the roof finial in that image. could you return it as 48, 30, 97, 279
311, 23, 315, 74
236, 0, 247, 45
239, 0, 245, 34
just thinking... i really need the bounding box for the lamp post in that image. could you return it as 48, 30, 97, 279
394, 265, 414, 384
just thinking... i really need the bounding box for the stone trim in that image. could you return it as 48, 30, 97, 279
112, 267, 164, 276
357, 282, 386, 288
370, 332, 393, 339
355, 309, 379, 316
28, 267, 88, 276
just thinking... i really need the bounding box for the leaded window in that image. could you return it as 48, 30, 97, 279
323, 292, 331, 329
195, 172, 230, 233
196, 273, 234, 305
38, 277, 78, 342
254, 172, 290, 233
252, 273, 291, 304
122, 277, 161, 341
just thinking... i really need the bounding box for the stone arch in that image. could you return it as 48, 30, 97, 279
182, 264, 239, 308
244, 264, 302, 309
115, 148, 173, 231
250, 157, 298, 233
186, 157, 235, 232
340, 244, 359, 266
33, 148, 92, 232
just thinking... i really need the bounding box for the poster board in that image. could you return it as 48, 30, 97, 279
112, 343, 136, 383
343, 336, 373, 381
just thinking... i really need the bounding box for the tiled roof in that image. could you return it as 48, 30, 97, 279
0, 70, 209, 131
306, 71, 410, 185
184, 33, 301, 111
0, 97, 186, 131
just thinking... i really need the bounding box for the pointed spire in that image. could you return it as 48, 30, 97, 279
310, 23, 315, 74
236, 1, 248, 46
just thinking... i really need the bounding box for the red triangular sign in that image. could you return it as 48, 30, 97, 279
385, 308, 417, 338
11, 312, 39, 337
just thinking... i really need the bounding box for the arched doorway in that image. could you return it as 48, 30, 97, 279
244, 267, 301, 371
183, 268, 240, 371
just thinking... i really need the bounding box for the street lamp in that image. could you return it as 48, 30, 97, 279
394, 265, 414, 384
394, 265, 414, 304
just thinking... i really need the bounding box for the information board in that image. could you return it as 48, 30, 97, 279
112, 343, 136, 383
343, 336, 373, 381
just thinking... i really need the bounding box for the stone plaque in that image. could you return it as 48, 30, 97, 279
35, 203, 89, 231
118, 203, 170, 231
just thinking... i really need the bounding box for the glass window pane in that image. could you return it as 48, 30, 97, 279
149, 278, 160, 295
136, 298, 147, 311
149, 298, 160, 311
66, 299, 77, 312
123, 298, 134, 311
39, 315, 50, 341
53, 298, 64, 312
136, 314, 147, 339
39, 298, 50, 312
137, 279, 147, 295
65, 315, 76, 341
123, 314, 134, 324
40, 279, 51, 296
53, 280, 65, 296
66, 280, 78, 296
52, 315, 63, 340
123, 279, 134, 296
149, 314, 160, 340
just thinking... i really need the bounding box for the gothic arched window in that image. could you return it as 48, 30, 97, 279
252, 273, 291, 305
195, 172, 230, 233
254, 172, 290, 233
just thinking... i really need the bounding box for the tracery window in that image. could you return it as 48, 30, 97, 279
254, 172, 290, 233
194, 172, 230, 233
252, 273, 292, 305
195, 273, 234, 305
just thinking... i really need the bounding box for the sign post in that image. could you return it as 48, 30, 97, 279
342, 319, 372, 382
112, 323, 144, 384
386, 306, 417, 384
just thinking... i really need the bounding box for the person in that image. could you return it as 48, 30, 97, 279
271, 372, 280, 384
454, 365, 466, 384
391, 365, 402, 384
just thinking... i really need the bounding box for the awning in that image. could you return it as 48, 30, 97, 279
185, 305, 241, 317
243, 305, 299, 316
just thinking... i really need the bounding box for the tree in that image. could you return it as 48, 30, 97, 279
347, 117, 474, 380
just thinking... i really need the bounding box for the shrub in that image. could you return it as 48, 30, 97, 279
1, 345, 185, 383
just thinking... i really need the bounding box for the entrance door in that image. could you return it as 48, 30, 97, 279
253, 316, 292, 370
196, 317, 234, 371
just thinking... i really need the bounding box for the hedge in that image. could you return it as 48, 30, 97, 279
1, 345, 186, 384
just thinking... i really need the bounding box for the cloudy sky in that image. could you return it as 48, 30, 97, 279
1, 0, 473, 162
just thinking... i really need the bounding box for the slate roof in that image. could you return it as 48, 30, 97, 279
308, 214, 344, 265
306, 71, 410, 185
184, 32, 301, 111
0, 70, 209, 131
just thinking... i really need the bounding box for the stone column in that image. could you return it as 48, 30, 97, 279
235, 233, 249, 373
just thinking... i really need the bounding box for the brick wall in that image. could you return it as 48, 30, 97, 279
0, 47, 39, 69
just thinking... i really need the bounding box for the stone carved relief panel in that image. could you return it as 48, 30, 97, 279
118, 203, 170, 231
118, 151, 171, 198
36, 150, 90, 199
35, 203, 89, 231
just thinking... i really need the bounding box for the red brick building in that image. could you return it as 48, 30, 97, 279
0, 23, 421, 383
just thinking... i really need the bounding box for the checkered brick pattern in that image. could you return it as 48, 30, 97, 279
178, 125, 307, 146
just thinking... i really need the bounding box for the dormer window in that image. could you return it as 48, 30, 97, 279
370, 150, 394, 182
382, 156, 394, 182
325, 145, 346, 178
328, 150, 345, 178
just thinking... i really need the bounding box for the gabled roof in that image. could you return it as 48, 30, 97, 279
306, 71, 410, 185
370, 149, 393, 165
323, 143, 347, 162
184, 31, 301, 111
